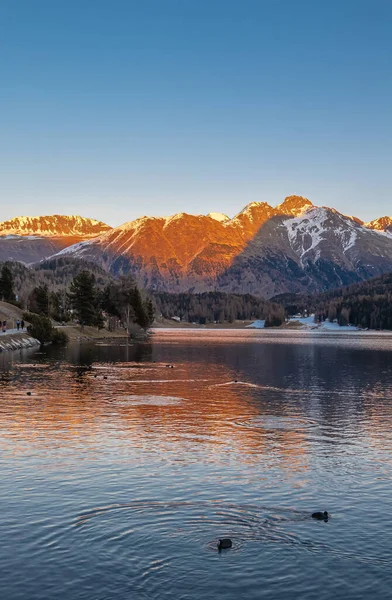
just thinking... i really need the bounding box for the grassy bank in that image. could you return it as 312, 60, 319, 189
56, 325, 129, 342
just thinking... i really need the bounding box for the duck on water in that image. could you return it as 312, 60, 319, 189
312, 511, 329, 521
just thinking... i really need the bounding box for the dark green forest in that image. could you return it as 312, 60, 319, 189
3, 257, 392, 331
0, 260, 153, 332
0, 259, 286, 327
273, 272, 392, 330
153, 291, 285, 326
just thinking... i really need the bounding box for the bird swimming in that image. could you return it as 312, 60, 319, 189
217, 538, 232, 550
312, 511, 329, 520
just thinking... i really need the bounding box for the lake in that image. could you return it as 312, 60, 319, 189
1, 329, 392, 599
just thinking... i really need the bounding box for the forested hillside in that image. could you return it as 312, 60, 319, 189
0, 259, 153, 332
153, 292, 285, 326
273, 273, 392, 330
312, 273, 392, 330
0, 258, 112, 306
5, 257, 391, 330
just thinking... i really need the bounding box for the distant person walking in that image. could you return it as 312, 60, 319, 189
16, 320, 20, 331
21, 319, 25, 331
2, 321, 6, 333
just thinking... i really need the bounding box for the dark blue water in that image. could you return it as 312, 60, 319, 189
1, 329, 392, 599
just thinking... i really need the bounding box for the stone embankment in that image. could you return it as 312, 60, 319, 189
0, 332, 40, 352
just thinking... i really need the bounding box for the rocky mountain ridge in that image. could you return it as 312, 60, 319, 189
2, 199, 392, 296
0, 215, 111, 264
365, 216, 392, 235
0, 215, 111, 238
51, 197, 392, 297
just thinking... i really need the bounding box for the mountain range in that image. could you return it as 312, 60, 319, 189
1, 197, 392, 297
0, 215, 110, 264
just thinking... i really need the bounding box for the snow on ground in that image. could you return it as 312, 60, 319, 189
246, 320, 265, 329
246, 315, 360, 332
288, 315, 359, 332
318, 321, 358, 332
289, 316, 315, 327
0, 328, 22, 335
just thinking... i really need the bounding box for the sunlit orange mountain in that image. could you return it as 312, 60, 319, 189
365, 216, 392, 234
48, 196, 392, 297
0, 215, 111, 264
2, 198, 392, 296
0, 215, 111, 238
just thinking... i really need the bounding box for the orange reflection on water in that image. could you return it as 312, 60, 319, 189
0, 359, 310, 475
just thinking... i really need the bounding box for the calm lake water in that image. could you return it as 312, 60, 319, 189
1, 329, 392, 600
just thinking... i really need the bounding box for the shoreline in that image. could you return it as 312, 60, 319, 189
0, 332, 40, 352
150, 326, 392, 336
54, 320, 392, 344
56, 325, 131, 342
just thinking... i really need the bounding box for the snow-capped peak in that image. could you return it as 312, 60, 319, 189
283, 206, 360, 263
365, 216, 392, 231
276, 195, 314, 216
117, 216, 160, 231
0, 215, 111, 238
207, 212, 230, 222
237, 201, 272, 215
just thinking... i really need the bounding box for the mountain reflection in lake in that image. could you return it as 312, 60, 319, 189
1, 329, 392, 600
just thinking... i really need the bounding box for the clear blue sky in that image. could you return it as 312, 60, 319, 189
1, 0, 391, 226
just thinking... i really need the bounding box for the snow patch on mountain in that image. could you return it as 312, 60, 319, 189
207, 212, 230, 222
346, 215, 364, 226
284, 208, 326, 260
238, 202, 266, 215
1, 235, 41, 240
117, 216, 162, 232
54, 239, 95, 257
276, 195, 314, 217
163, 213, 190, 227
284, 207, 360, 263
343, 229, 358, 251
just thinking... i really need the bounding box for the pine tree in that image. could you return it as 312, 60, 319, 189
101, 277, 152, 331
0, 265, 15, 302
144, 298, 155, 327
29, 285, 50, 316
50, 290, 69, 322
129, 287, 149, 329
69, 271, 99, 330
338, 307, 350, 326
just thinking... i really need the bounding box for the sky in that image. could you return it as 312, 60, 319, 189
0, 0, 391, 227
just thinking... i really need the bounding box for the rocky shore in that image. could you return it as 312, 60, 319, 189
0, 333, 40, 353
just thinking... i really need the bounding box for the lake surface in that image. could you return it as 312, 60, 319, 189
1, 329, 392, 599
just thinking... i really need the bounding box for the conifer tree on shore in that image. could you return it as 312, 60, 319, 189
0, 265, 15, 303
28, 285, 50, 316
69, 271, 102, 330
101, 276, 154, 331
